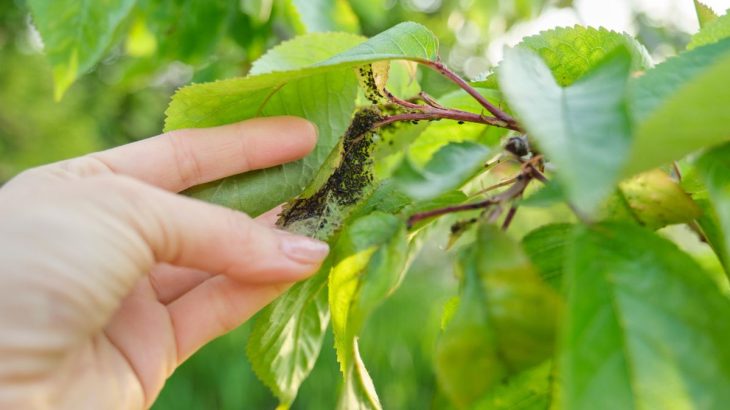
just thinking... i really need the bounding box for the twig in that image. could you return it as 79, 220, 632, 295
406, 154, 547, 229
373, 111, 516, 130
474, 176, 519, 196
418, 91, 446, 109
407, 198, 497, 228
688, 220, 708, 244
672, 161, 682, 181
501, 204, 519, 230
407, 173, 531, 228
418, 60, 521, 131
487, 205, 504, 223
378, 86, 517, 130
484, 154, 510, 170
383, 88, 425, 110
529, 166, 549, 184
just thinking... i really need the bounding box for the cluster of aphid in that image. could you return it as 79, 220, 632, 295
357, 64, 388, 105
278, 62, 540, 238
277, 107, 384, 237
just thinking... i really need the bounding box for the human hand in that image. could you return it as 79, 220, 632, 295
0, 117, 328, 409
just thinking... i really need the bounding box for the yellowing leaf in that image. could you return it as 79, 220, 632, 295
600, 169, 702, 230
436, 223, 562, 408
329, 212, 408, 409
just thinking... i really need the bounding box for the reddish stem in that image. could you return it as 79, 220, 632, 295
374, 111, 517, 130
407, 199, 497, 228
407, 173, 532, 228
419, 60, 521, 131
418, 91, 446, 109
501, 205, 519, 230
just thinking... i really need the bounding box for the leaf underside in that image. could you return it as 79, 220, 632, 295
563, 223, 730, 409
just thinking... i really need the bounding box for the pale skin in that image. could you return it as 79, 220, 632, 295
0, 116, 329, 409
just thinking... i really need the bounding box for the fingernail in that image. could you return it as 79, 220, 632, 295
278, 232, 329, 264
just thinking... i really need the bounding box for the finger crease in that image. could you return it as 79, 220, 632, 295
168, 133, 204, 190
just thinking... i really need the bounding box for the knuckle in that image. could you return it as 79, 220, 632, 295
3, 168, 45, 188
64, 155, 115, 177
166, 131, 204, 189
231, 124, 253, 171
222, 208, 253, 240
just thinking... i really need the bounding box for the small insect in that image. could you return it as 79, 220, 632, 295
505, 135, 530, 157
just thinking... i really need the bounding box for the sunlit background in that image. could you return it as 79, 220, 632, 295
1, 0, 728, 408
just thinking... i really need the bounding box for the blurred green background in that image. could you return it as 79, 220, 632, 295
0, 0, 705, 408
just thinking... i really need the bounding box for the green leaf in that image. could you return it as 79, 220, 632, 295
474, 225, 562, 369
246, 259, 331, 407
695, 198, 729, 274
562, 223, 730, 409
499, 47, 633, 215
247, 166, 414, 407
149, 0, 234, 64
241, 0, 274, 23
601, 169, 702, 230
330, 212, 408, 368
694, 0, 719, 28
689, 9, 730, 49
250, 32, 366, 75
522, 223, 573, 290
436, 223, 562, 408
619, 169, 702, 228
336, 340, 382, 410
629, 37, 730, 124
623, 38, 730, 176
393, 141, 491, 201
382, 60, 421, 99
286, 0, 360, 33
440, 296, 460, 330
483, 26, 651, 88
681, 165, 729, 276
436, 254, 504, 409
516, 26, 651, 87
520, 180, 566, 209
348, 179, 413, 220
183, 70, 359, 217
696, 142, 730, 279
473, 362, 553, 410
315, 22, 439, 66
124, 15, 157, 57
27, 0, 137, 99
329, 212, 409, 408
166, 23, 439, 215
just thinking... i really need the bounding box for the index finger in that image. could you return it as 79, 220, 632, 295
89, 116, 317, 192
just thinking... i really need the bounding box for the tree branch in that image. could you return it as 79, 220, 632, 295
373, 111, 516, 130
407, 173, 532, 228
419, 60, 522, 131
